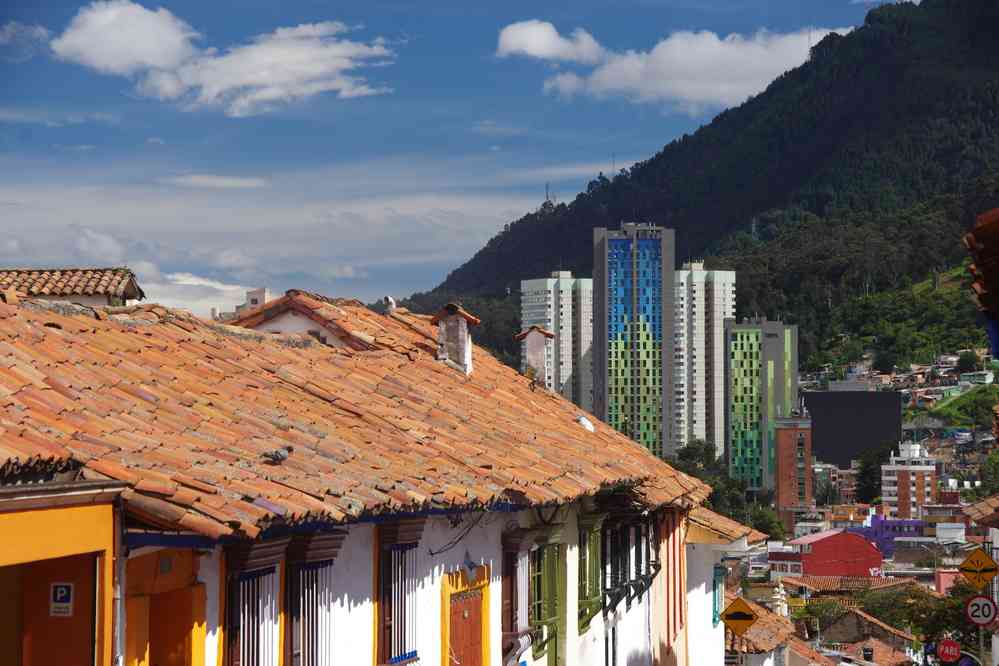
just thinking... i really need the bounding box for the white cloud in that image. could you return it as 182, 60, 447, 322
0, 21, 51, 62
470, 119, 526, 137
51, 0, 394, 117
146, 137, 165, 145
51, 0, 198, 74
500, 21, 852, 111
75, 227, 125, 264
142, 272, 250, 315
496, 20, 604, 64
319, 264, 368, 280
0, 108, 117, 127
158, 174, 269, 189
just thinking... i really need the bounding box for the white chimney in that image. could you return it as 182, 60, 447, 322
431, 303, 479, 376
515, 326, 554, 389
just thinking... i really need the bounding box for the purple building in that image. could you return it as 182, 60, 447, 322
847, 515, 924, 558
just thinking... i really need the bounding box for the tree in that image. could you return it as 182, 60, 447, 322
815, 479, 840, 506
670, 441, 751, 526
979, 449, 999, 496
959, 350, 981, 373
750, 505, 785, 540
856, 440, 897, 503
872, 349, 898, 374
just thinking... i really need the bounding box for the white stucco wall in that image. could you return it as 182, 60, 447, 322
40, 294, 111, 308
746, 650, 777, 666
686, 543, 725, 666
250, 310, 347, 347
198, 549, 222, 666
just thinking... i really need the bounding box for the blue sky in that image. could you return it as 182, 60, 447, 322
0, 0, 874, 313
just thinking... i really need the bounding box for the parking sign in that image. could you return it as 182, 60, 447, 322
50, 582, 73, 617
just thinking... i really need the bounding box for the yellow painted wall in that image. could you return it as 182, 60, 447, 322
126, 549, 198, 597
126, 596, 150, 666
0, 504, 114, 567
0, 564, 23, 666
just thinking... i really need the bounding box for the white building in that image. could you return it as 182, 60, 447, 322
881, 442, 937, 519
673, 262, 736, 456
521, 272, 594, 412
686, 507, 766, 666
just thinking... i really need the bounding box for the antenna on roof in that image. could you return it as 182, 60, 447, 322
545, 182, 551, 203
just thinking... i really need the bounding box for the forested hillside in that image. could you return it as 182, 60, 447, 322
403, 0, 999, 366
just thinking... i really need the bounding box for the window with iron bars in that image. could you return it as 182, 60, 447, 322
378, 543, 419, 665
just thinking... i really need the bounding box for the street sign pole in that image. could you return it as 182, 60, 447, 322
979, 627, 985, 666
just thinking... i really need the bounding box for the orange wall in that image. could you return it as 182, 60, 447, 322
0, 504, 113, 567
21, 553, 97, 666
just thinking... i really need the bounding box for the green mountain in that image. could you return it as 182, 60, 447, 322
404, 0, 999, 366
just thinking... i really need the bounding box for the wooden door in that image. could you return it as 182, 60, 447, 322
448, 589, 482, 666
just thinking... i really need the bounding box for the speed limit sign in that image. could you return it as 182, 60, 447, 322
966, 595, 997, 626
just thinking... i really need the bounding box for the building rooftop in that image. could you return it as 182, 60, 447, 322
0, 292, 708, 540
688, 506, 768, 545
788, 528, 844, 545
0, 267, 144, 301
781, 575, 917, 593
724, 591, 795, 654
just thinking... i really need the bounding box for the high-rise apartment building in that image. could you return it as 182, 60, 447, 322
593, 224, 676, 457
673, 262, 736, 456
519, 272, 593, 411
724, 318, 798, 491
882, 442, 937, 519
774, 413, 813, 533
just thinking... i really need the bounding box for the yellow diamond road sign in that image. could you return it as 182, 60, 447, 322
721, 596, 759, 637
959, 547, 998, 590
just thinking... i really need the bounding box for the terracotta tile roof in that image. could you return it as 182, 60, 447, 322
689, 506, 767, 544
514, 326, 555, 341
0, 295, 708, 540
846, 608, 915, 643
840, 638, 913, 666
724, 591, 795, 654
788, 638, 836, 666
0, 268, 144, 300
781, 575, 917, 594
965, 494, 999, 526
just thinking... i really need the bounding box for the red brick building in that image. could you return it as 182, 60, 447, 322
775, 415, 813, 531
769, 529, 883, 578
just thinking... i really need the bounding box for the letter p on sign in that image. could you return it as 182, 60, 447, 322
50, 582, 73, 617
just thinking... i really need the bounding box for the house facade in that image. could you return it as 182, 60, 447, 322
768, 530, 883, 579
0, 290, 744, 666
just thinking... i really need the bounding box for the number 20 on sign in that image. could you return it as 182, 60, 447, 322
966, 595, 997, 628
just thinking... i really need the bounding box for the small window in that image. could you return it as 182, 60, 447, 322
228, 568, 280, 666
530, 544, 563, 661
288, 561, 335, 666
578, 520, 602, 632
712, 565, 726, 625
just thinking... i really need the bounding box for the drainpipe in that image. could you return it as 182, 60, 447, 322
113, 497, 126, 666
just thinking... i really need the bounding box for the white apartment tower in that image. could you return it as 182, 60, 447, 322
673, 262, 736, 457
520, 271, 594, 411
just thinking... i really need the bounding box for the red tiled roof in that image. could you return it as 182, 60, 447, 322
0, 267, 144, 300
846, 608, 915, 642
689, 506, 767, 544
788, 638, 836, 666
840, 638, 913, 666
0, 294, 709, 540
724, 591, 795, 654
514, 326, 555, 341
965, 494, 999, 526
781, 575, 917, 593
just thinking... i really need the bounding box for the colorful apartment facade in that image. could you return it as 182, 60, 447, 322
0, 289, 736, 666
881, 442, 937, 519
593, 224, 676, 457
724, 318, 798, 491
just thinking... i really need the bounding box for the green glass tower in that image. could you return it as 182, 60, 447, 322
724, 318, 798, 490
593, 224, 676, 457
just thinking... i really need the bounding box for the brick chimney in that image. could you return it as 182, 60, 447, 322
430, 303, 481, 376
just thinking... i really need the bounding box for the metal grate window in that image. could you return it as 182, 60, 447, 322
291, 561, 335, 666
380, 544, 419, 664
232, 568, 280, 666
